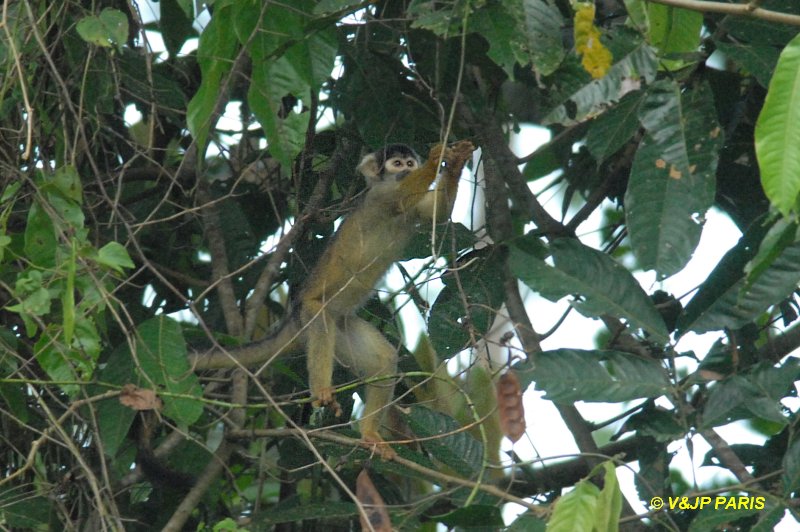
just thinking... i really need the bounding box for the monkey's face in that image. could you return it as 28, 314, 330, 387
383, 154, 419, 180
357, 143, 421, 186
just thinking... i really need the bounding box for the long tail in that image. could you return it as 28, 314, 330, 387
188, 315, 302, 370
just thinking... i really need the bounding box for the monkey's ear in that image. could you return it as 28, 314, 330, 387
357, 153, 381, 179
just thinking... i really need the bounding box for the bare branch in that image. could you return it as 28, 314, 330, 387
647, 0, 800, 26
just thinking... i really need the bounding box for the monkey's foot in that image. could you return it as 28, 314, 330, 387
312, 387, 342, 417
362, 431, 396, 459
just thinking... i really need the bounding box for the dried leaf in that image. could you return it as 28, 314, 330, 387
497, 372, 526, 443
119, 384, 163, 411
356, 469, 391, 532
698, 369, 725, 381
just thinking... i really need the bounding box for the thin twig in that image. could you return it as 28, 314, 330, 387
647, 0, 800, 26
226, 428, 547, 515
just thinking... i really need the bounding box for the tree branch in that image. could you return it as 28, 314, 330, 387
699, 428, 757, 486
759, 320, 800, 362
197, 180, 245, 337
457, 101, 570, 239
226, 428, 547, 514
647, 0, 800, 26
163, 371, 248, 531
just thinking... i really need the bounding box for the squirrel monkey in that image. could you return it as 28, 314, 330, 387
191, 140, 476, 456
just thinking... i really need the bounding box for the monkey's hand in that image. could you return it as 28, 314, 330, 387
312, 386, 343, 417
425, 143, 446, 163
442, 140, 475, 173
408, 140, 475, 220
424, 140, 474, 168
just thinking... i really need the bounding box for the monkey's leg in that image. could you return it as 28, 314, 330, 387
302, 302, 341, 415
337, 315, 398, 458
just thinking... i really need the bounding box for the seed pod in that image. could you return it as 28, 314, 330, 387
497, 372, 526, 443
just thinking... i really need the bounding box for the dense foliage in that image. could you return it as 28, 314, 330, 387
2, 0, 800, 530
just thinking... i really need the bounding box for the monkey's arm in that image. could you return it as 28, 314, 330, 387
409, 141, 474, 221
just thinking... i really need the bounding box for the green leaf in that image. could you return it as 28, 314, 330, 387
623, 0, 650, 33
62, 240, 76, 345
48, 166, 83, 202
586, 90, 646, 163
680, 228, 800, 334
134, 317, 203, 425
35, 326, 87, 396
428, 250, 505, 359
744, 217, 796, 288
756, 33, 800, 216
544, 29, 657, 125
245, 3, 336, 168
675, 216, 771, 335
471, 4, 527, 78
634, 439, 670, 502
715, 42, 779, 88
508, 513, 546, 532
647, 3, 702, 71
547, 478, 600, 532
0, 489, 53, 528
284, 28, 338, 90
624, 406, 685, 443
96, 241, 134, 273
522, 142, 561, 181
521, 0, 566, 76
783, 437, 800, 495
594, 462, 623, 532
510, 239, 668, 341
750, 358, 800, 403
8, 286, 51, 317
434, 505, 504, 528
408, 0, 465, 35
701, 378, 756, 428
23, 201, 57, 268
751, 503, 789, 532
94, 344, 139, 457
407, 406, 484, 478
701, 368, 793, 429
94, 397, 137, 458
95, 317, 202, 456
249, 3, 335, 158
0, 234, 9, 263
186, 1, 240, 150
160, 0, 195, 57
47, 193, 85, 230
514, 349, 671, 403
0, 379, 29, 424
725, 0, 800, 47
1, 181, 21, 203
625, 80, 721, 277
687, 504, 763, 532
75, 8, 129, 50
248, 71, 307, 169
